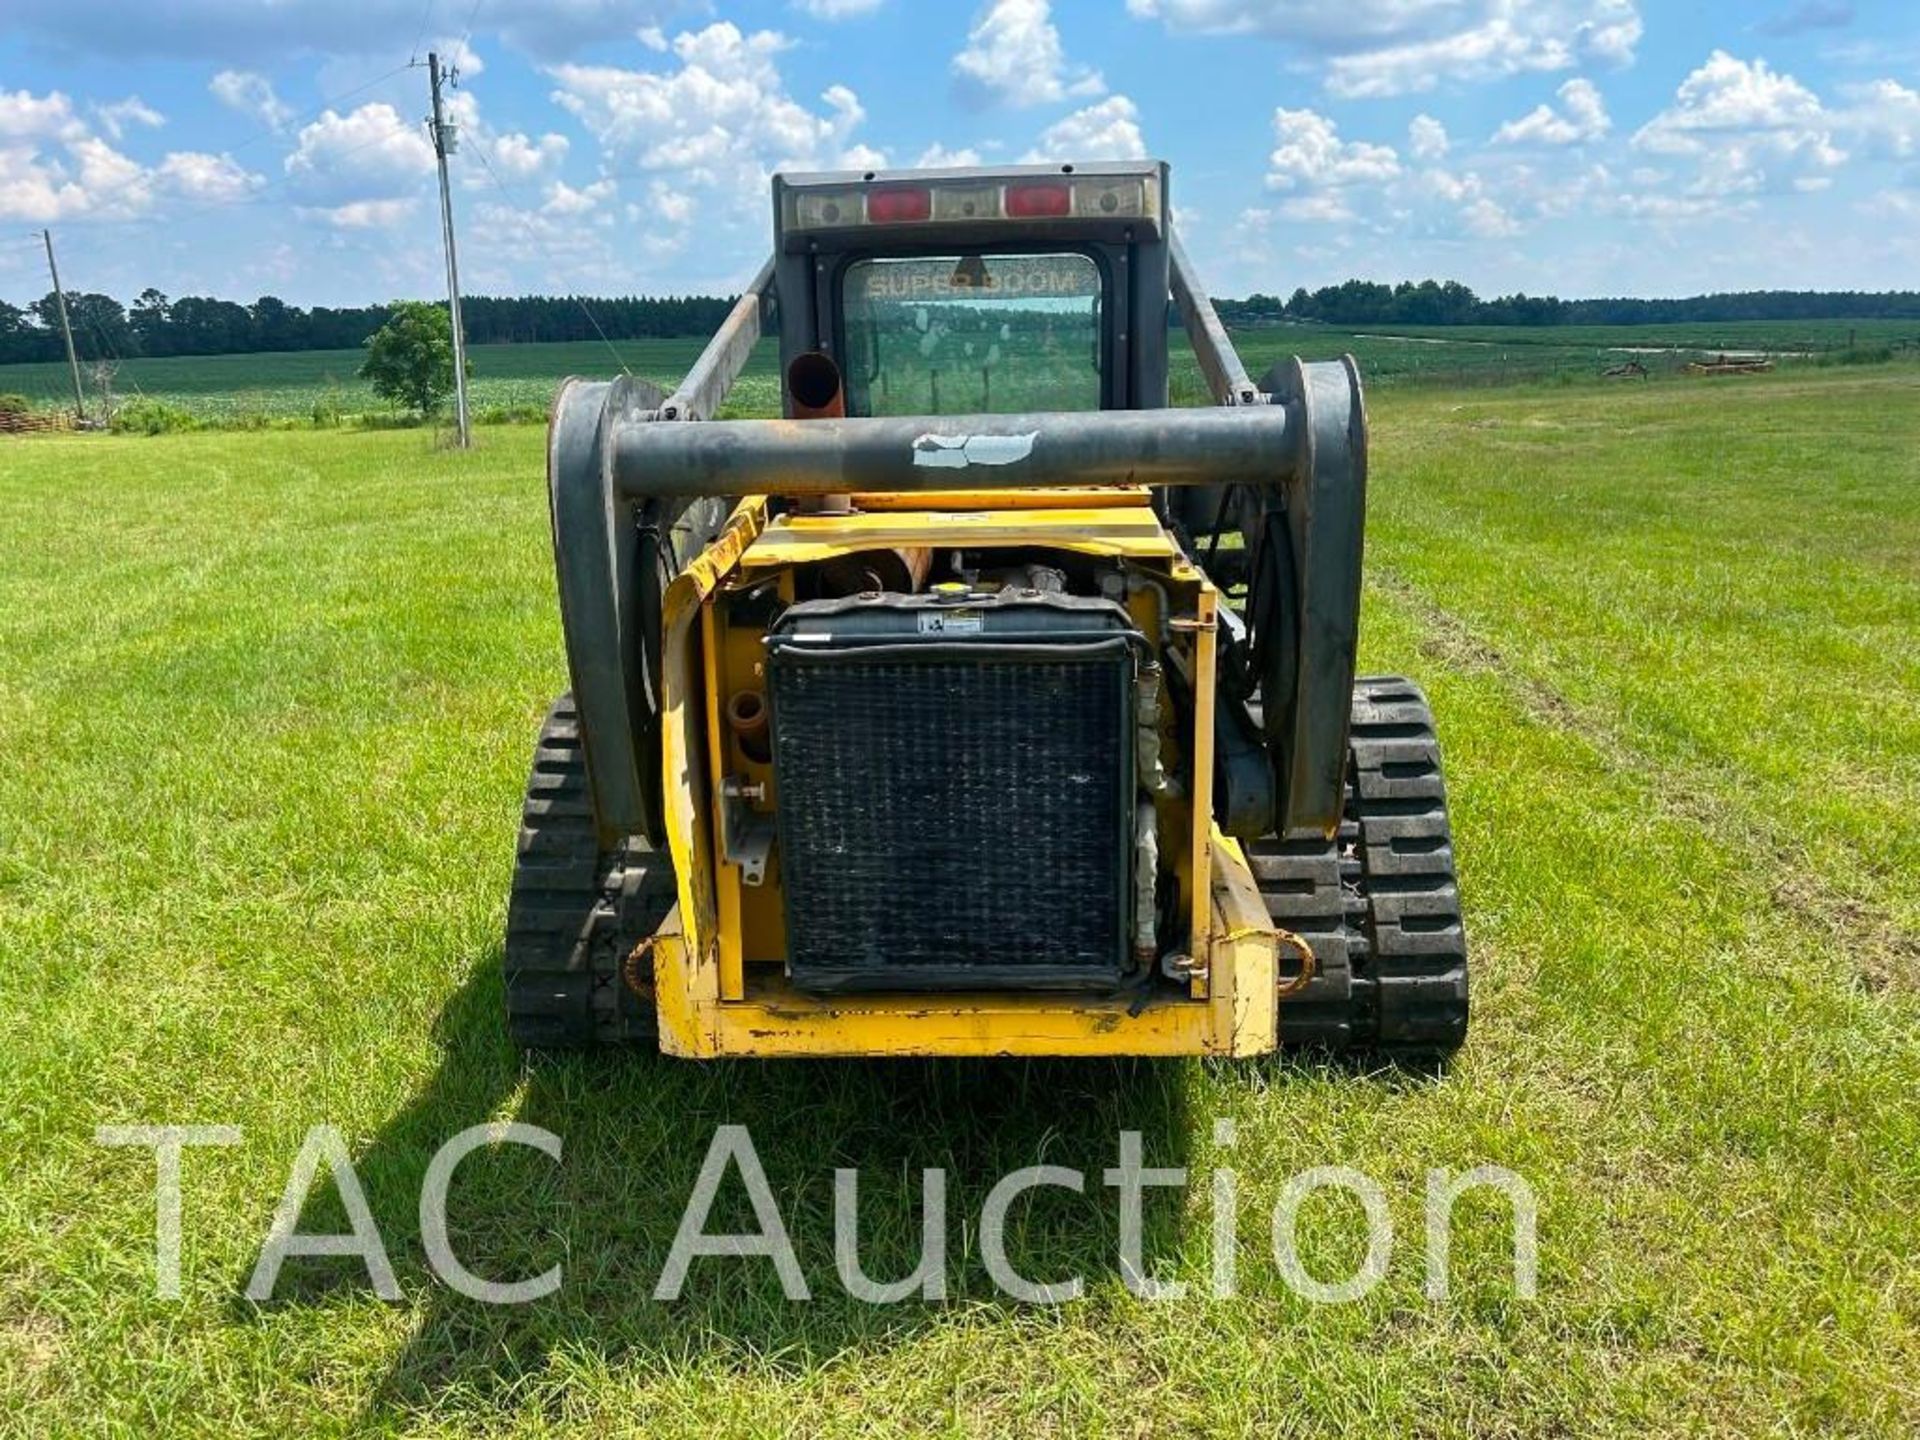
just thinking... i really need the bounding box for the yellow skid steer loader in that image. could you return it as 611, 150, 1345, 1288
506, 161, 1468, 1060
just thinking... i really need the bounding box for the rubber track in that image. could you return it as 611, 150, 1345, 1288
503, 695, 675, 1049
1250, 675, 1470, 1056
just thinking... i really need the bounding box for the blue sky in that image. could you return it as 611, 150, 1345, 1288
3, 1, 1917, 308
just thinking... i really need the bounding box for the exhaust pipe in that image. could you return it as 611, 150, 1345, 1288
787, 352, 854, 517
783, 353, 852, 522
789, 361, 934, 593
787, 350, 846, 420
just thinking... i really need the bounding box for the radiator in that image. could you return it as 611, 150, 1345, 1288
765, 591, 1140, 991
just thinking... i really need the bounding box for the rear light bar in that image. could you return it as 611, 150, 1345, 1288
788, 174, 1157, 231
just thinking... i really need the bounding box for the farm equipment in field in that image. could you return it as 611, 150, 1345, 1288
506, 161, 1468, 1059
1686, 353, 1773, 376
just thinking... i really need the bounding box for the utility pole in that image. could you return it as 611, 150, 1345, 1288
40, 230, 86, 425
427, 52, 471, 447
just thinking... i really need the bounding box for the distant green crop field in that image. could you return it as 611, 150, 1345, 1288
1213, 317, 1920, 393
0, 338, 778, 422
1359, 317, 1920, 351
6, 318, 1913, 424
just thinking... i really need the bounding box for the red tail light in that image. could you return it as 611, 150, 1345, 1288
867, 186, 931, 222
1005, 182, 1072, 218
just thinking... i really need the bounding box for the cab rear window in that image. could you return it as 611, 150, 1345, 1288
840, 253, 1102, 416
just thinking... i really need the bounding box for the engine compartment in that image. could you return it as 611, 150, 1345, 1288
700, 509, 1215, 1003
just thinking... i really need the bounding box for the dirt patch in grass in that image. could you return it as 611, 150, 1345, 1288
1768, 872, 1920, 995
1376, 565, 1920, 994
0, 1308, 64, 1397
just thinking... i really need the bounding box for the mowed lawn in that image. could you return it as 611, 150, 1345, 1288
1, 369, 1916, 1436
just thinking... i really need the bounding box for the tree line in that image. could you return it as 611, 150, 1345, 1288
5, 279, 1920, 367
1214, 279, 1920, 329
0, 290, 740, 366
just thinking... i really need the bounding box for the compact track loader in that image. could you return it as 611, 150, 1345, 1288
507, 161, 1468, 1059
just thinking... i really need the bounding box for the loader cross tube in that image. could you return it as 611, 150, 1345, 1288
608, 405, 1298, 500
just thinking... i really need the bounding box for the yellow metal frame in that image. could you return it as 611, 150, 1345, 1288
653, 831, 1276, 1058
651, 493, 1283, 1059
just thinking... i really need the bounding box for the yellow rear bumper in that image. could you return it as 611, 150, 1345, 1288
651, 833, 1281, 1059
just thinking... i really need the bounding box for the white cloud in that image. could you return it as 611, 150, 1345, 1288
474, 191, 648, 291
916, 143, 985, 168
541, 178, 617, 216
1414, 166, 1473, 204
1408, 113, 1449, 161
440, 89, 570, 188
1241, 101, 1616, 241
0, 90, 150, 221
1626, 55, 1917, 206
1409, 162, 1531, 235
822, 83, 867, 136
1277, 192, 1354, 223
430, 35, 485, 77
1328, 5, 1640, 99
486, 129, 570, 181
65, 136, 151, 210
156, 150, 263, 203
1635, 51, 1823, 147
549, 23, 874, 190
0, 88, 88, 142
93, 95, 164, 140
1461, 194, 1520, 236
1126, 0, 1642, 98
952, 0, 1104, 109
1609, 190, 1730, 222
0, 157, 87, 223
792, 0, 887, 15
209, 70, 293, 130
1495, 77, 1611, 145
1633, 52, 1844, 195
1266, 106, 1398, 190
1857, 187, 1919, 223
647, 179, 694, 225
1021, 95, 1146, 162
1834, 79, 1920, 159
304, 197, 416, 228
0, 85, 269, 224
284, 101, 435, 225
1526, 160, 1614, 218
545, 19, 877, 277
837, 142, 890, 170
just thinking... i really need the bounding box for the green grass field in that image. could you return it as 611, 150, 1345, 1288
0, 338, 784, 425
6, 317, 1915, 423
1, 369, 1916, 1436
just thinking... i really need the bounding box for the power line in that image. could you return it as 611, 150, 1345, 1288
457, 0, 488, 48
409, 0, 439, 64
464, 136, 635, 376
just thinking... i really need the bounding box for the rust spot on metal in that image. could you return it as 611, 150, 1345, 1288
1273, 926, 1317, 1001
